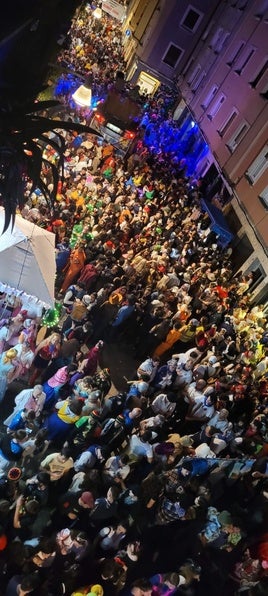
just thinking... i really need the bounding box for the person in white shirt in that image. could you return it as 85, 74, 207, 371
151, 393, 177, 418
136, 356, 160, 383
127, 431, 154, 463
186, 381, 215, 421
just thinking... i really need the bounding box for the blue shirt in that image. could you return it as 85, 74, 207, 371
111, 304, 134, 327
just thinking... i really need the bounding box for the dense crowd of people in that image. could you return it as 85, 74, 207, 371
0, 4, 268, 596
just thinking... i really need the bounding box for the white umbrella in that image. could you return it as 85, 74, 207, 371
0, 208, 56, 307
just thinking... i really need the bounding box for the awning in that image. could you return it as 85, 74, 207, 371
201, 198, 234, 248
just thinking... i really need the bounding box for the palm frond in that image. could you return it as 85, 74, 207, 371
0, 100, 102, 231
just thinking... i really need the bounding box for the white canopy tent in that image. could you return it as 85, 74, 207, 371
0, 208, 56, 307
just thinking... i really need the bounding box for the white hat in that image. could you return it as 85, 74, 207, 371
136, 381, 149, 394
208, 355, 218, 365
82, 295, 91, 306
195, 443, 216, 458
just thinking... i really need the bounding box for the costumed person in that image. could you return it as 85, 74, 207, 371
77, 261, 99, 291
29, 332, 61, 385
70, 341, 104, 386
4, 385, 45, 427
5, 312, 26, 348
0, 319, 10, 354
152, 359, 177, 390
60, 244, 86, 294
0, 348, 18, 402
18, 318, 37, 352
9, 341, 34, 382
42, 364, 74, 411
153, 322, 182, 359
43, 397, 83, 443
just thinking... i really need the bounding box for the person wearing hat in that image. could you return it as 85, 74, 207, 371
42, 364, 74, 411
57, 490, 95, 526
70, 294, 92, 324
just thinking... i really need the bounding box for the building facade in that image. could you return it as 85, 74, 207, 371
124, 0, 268, 303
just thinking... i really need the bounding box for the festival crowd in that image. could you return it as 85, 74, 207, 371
0, 4, 268, 596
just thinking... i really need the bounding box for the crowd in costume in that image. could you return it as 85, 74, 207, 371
0, 4, 268, 596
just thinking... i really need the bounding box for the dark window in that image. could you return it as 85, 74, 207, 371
163, 45, 182, 68
182, 9, 201, 31
235, 48, 255, 74
218, 110, 238, 137
227, 42, 245, 67
250, 59, 268, 88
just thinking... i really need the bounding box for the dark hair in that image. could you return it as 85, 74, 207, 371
100, 558, 117, 579
108, 485, 120, 501
36, 471, 50, 486
141, 430, 154, 442
69, 398, 83, 416
25, 498, 40, 515
120, 454, 129, 464
20, 574, 40, 591
131, 579, 152, 591
181, 461, 193, 472
39, 537, 56, 554
61, 446, 72, 459
15, 430, 27, 441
